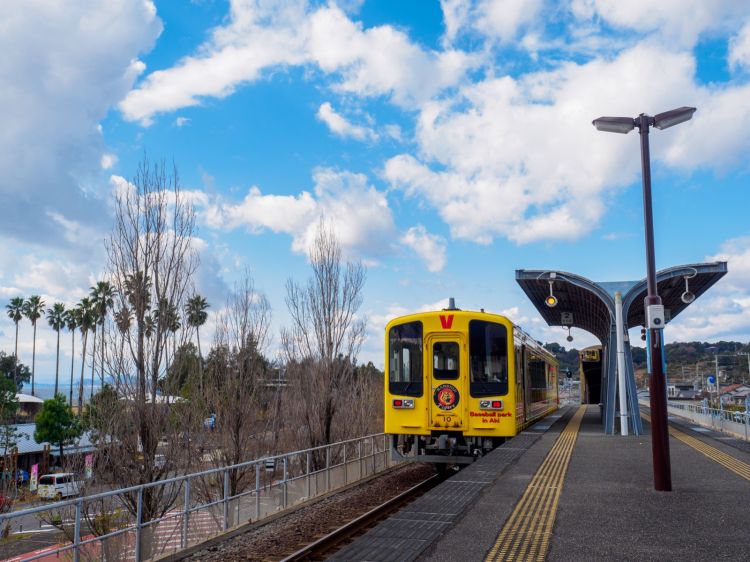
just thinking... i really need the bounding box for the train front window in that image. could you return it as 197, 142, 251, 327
469, 320, 508, 397
433, 342, 459, 380
389, 321, 423, 397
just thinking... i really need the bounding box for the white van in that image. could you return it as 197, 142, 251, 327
37, 473, 82, 500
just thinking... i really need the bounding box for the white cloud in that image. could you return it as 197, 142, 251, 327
316, 102, 377, 141
473, 0, 544, 43
729, 20, 750, 71
384, 42, 750, 245
0, 1, 161, 244
101, 153, 118, 170
401, 225, 447, 273
570, 0, 748, 48
666, 237, 750, 342
120, 1, 477, 124
440, 0, 472, 46
383, 124, 403, 142
205, 186, 317, 235
204, 168, 396, 262
174, 116, 191, 127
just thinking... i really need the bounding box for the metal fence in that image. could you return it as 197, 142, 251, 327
665, 400, 750, 441
1, 433, 397, 562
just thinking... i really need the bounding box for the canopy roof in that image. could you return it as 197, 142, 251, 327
516, 262, 728, 343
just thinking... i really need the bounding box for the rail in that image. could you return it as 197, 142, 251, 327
1, 433, 397, 562
279, 473, 442, 561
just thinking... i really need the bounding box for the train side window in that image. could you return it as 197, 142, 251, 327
469, 321, 508, 397
433, 342, 459, 380
389, 321, 423, 397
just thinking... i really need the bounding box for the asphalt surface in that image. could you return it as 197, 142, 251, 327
416, 405, 750, 562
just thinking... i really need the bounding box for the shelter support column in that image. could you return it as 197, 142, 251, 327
615, 291, 628, 436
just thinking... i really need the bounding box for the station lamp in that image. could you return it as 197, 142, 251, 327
592, 105, 696, 493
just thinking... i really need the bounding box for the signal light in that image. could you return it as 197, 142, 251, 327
545, 295, 558, 307
491, 400, 502, 408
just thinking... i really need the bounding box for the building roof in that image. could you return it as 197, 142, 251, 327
1, 423, 95, 457
16, 393, 44, 404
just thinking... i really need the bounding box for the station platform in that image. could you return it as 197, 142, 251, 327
330, 404, 750, 562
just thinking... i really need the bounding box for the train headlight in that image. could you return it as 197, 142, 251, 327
393, 399, 414, 409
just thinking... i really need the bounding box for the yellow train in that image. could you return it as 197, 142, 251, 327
385, 301, 559, 464
579, 345, 602, 405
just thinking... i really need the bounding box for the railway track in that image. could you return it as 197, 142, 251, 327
179, 462, 439, 561
280, 473, 443, 561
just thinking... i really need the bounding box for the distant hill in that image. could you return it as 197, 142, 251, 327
544, 341, 750, 386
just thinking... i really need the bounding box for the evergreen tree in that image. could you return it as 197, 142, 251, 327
34, 394, 82, 465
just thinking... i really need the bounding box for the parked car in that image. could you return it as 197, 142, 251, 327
37, 473, 82, 500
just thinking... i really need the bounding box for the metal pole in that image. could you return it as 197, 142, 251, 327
715, 354, 720, 406
639, 114, 672, 492
325, 447, 331, 492
73, 498, 82, 562
182, 478, 190, 549
223, 469, 229, 531
135, 487, 143, 562
343, 444, 348, 484
282, 456, 288, 509
255, 463, 260, 521
615, 292, 628, 436
306, 451, 311, 499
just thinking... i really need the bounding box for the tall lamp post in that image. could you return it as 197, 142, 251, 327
592, 106, 696, 492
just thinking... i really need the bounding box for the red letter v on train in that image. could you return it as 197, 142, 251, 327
439, 315, 454, 329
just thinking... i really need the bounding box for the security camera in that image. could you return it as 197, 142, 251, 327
681, 291, 695, 304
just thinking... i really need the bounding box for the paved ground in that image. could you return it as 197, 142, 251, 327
421, 406, 750, 562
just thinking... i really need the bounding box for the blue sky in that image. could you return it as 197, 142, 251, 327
2, 0, 750, 384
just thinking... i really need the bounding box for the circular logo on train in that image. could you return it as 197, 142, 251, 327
434, 384, 459, 410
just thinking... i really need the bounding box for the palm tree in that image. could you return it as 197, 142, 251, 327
46, 303, 66, 396
22, 295, 45, 396
185, 294, 209, 392
113, 306, 132, 394
76, 298, 95, 413
64, 308, 80, 405
167, 305, 181, 386
5, 296, 24, 388
91, 281, 115, 390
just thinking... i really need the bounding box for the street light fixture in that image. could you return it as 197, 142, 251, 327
592, 106, 696, 492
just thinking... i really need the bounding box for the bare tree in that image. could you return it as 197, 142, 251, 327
196, 272, 273, 525
281, 220, 367, 458
101, 155, 200, 557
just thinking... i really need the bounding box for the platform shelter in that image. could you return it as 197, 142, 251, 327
515, 262, 728, 434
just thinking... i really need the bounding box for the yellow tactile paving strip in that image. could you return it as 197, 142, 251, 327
485, 406, 585, 562
642, 412, 750, 481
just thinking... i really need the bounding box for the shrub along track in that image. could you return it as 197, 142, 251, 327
177, 462, 437, 562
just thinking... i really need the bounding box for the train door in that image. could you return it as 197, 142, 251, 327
515, 345, 525, 430
427, 334, 466, 430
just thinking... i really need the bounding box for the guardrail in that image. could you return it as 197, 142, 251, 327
640, 399, 750, 441
666, 401, 750, 441
1, 433, 397, 562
